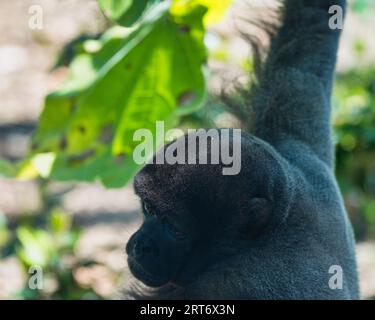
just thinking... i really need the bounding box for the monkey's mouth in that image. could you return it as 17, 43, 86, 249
127, 257, 168, 287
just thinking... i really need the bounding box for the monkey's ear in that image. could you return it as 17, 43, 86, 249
239, 197, 272, 236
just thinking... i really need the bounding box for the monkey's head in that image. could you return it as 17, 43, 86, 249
126, 131, 291, 287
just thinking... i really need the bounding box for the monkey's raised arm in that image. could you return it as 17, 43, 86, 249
249, 0, 346, 168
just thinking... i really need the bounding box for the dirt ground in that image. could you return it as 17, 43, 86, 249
0, 0, 374, 299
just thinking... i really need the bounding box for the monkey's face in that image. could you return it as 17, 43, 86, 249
126, 132, 279, 288
126, 156, 223, 287
126, 167, 270, 288
126, 197, 194, 287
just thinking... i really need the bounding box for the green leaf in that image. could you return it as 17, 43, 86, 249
31, 3, 207, 188
112, 6, 208, 156
98, 0, 164, 27
0, 213, 10, 249
364, 199, 375, 224
50, 148, 141, 188
0, 158, 17, 178
16, 227, 56, 268
49, 209, 72, 234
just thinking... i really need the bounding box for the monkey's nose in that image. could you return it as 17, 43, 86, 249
135, 241, 153, 258
141, 245, 152, 255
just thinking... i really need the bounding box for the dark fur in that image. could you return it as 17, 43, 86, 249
125, 0, 359, 299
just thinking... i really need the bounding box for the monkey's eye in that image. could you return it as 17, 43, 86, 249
163, 219, 187, 240
142, 201, 155, 218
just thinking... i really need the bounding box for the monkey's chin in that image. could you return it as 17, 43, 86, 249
127, 257, 168, 288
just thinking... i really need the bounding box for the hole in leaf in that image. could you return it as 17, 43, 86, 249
178, 25, 191, 33
77, 125, 86, 134
99, 124, 114, 144
31, 142, 39, 151
178, 91, 197, 107
113, 153, 126, 164
59, 136, 68, 150
71, 103, 78, 114
67, 149, 96, 166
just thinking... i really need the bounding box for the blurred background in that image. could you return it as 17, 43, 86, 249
0, 0, 374, 299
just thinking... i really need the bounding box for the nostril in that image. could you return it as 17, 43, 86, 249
134, 242, 153, 258
142, 245, 152, 255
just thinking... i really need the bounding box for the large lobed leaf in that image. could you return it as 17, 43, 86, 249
31, 3, 208, 188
